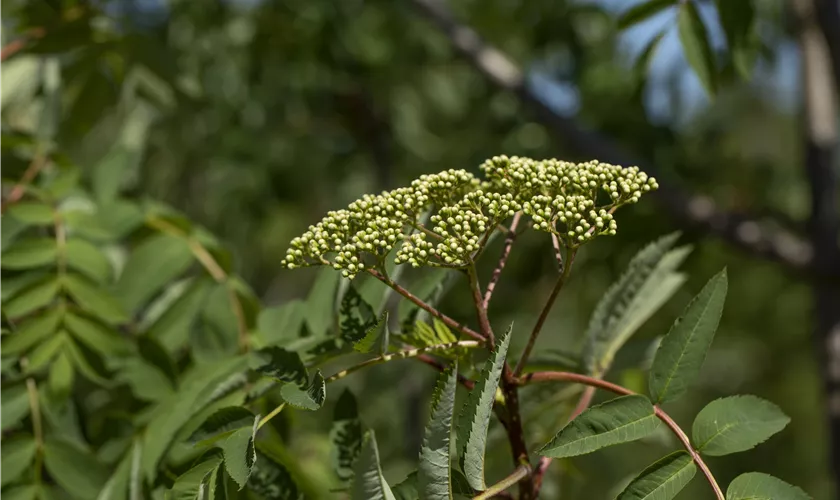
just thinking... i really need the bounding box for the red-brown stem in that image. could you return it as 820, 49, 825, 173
513, 249, 577, 376
366, 268, 485, 342
483, 212, 522, 309
1, 154, 47, 213
416, 353, 475, 390
519, 371, 725, 500
467, 264, 495, 346
1, 27, 45, 61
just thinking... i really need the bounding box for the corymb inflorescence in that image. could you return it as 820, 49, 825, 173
282, 156, 658, 278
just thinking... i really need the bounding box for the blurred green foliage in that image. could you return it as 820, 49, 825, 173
0, 0, 831, 498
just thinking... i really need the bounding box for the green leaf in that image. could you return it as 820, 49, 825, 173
65, 312, 131, 357
1, 435, 37, 487
1, 385, 31, 431
539, 395, 659, 458
189, 406, 256, 446
65, 339, 115, 387
280, 370, 326, 411
115, 233, 194, 312
3, 277, 59, 318
419, 362, 458, 500
220, 416, 259, 488
248, 450, 300, 500
692, 395, 790, 456
725, 472, 811, 500
138, 336, 178, 386
252, 346, 308, 385
583, 233, 689, 377
48, 349, 74, 400
28, 331, 67, 371
169, 457, 223, 500
65, 238, 112, 283
678, 0, 717, 96
7, 202, 54, 225
142, 357, 249, 481
306, 267, 341, 337
616, 451, 696, 500
634, 31, 667, 83
43, 437, 110, 499
456, 325, 512, 490
2, 271, 49, 302
354, 312, 388, 353
2, 308, 62, 355
352, 431, 397, 500
649, 269, 728, 404
330, 389, 363, 482
93, 146, 136, 203
147, 277, 212, 352
1, 238, 57, 269
255, 300, 305, 348
63, 273, 129, 325
117, 358, 175, 402
393, 472, 420, 500
2, 485, 38, 500
617, 0, 677, 29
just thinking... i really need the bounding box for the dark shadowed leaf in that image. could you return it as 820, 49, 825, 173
1, 435, 37, 487
330, 389, 363, 482
692, 395, 790, 456
1, 385, 31, 431
539, 395, 659, 458
649, 269, 727, 404
252, 346, 307, 385
43, 437, 109, 499
189, 406, 256, 446
65, 311, 131, 357
725, 472, 810, 500
678, 0, 718, 96
248, 450, 300, 500
419, 362, 458, 500
617, 0, 677, 29
457, 325, 512, 490
169, 457, 223, 500
616, 451, 696, 500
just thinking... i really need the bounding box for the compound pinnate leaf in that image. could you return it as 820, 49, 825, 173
692, 395, 790, 456
419, 362, 458, 500
616, 451, 696, 500
1, 238, 57, 269
280, 370, 326, 411
649, 269, 728, 404
617, 0, 677, 29
1, 435, 37, 487
539, 395, 659, 458
189, 406, 256, 446
725, 472, 810, 500
583, 233, 689, 377
352, 431, 397, 500
63, 273, 129, 325
252, 346, 307, 385
457, 325, 512, 491
678, 0, 718, 96
220, 415, 259, 488
330, 389, 362, 482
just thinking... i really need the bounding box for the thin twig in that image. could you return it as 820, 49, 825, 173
366, 268, 485, 342
483, 212, 522, 309
1, 154, 47, 213
473, 464, 531, 500
519, 371, 725, 500
416, 353, 476, 389
325, 340, 482, 383
258, 404, 284, 430
513, 249, 577, 376
467, 264, 495, 347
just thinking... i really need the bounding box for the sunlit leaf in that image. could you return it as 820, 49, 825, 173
7, 202, 54, 226
678, 0, 718, 96
352, 431, 397, 500
169, 456, 223, 500
65, 238, 112, 283
63, 273, 129, 325
725, 472, 810, 500
1, 238, 57, 269
649, 269, 727, 404
3, 277, 60, 319
617, 0, 677, 29
114, 232, 194, 312
280, 370, 326, 411
221, 415, 259, 488
616, 451, 696, 500
539, 395, 659, 458
692, 395, 790, 456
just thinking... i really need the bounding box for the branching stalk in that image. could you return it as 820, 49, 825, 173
514, 249, 577, 376
366, 268, 485, 342
467, 264, 495, 346
483, 212, 522, 309
474, 464, 531, 500
519, 371, 725, 500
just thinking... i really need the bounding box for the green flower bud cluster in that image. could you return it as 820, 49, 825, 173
480, 155, 658, 246
283, 156, 657, 278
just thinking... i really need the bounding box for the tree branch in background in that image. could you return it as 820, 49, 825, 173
792, 0, 840, 481
410, 0, 827, 278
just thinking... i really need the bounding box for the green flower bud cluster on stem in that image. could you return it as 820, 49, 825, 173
282, 156, 658, 278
